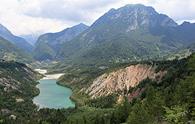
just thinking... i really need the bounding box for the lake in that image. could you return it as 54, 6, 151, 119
33, 74, 75, 109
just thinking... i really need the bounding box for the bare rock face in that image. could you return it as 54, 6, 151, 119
0, 62, 41, 92
86, 64, 165, 98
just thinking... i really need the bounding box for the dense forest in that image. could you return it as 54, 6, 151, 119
60, 53, 195, 124
1, 53, 194, 124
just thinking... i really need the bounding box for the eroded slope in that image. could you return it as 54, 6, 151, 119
86, 64, 165, 98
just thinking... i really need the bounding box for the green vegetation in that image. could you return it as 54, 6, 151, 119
0, 4, 195, 124
34, 40, 56, 61
51, 5, 195, 66
34, 23, 88, 61
0, 60, 42, 123
0, 37, 33, 63
1, 53, 195, 123
164, 105, 188, 123
57, 53, 195, 124
0, 24, 33, 53
125, 54, 195, 123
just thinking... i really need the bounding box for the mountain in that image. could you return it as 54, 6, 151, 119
167, 21, 195, 45
58, 52, 195, 123
0, 36, 32, 62
0, 24, 33, 52
56, 4, 195, 65
0, 60, 41, 93
0, 60, 42, 122
34, 23, 89, 61
21, 33, 40, 45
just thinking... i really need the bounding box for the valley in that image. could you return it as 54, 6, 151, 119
33, 69, 75, 109
0, 3, 194, 124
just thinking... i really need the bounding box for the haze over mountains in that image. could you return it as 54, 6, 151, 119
21, 33, 40, 45
34, 23, 89, 61
33, 4, 195, 65
0, 4, 195, 64
0, 24, 33, 62
0, 24, 33, 53
0, 36, 32, 62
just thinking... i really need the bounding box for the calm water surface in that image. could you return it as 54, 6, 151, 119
33, 79, 75, 109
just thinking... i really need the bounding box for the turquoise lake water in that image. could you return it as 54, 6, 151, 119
33, 79, 75, 109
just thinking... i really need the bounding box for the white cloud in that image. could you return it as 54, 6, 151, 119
0, 0, 194, 36
0, 14, 69, 35
151, 0, 195, 21
0, 0, 74, 35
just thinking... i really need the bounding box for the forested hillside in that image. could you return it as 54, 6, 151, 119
0, 36, 33, 63
54, 4, 195, 65
0, 61, 42, 123
56, 53, 195, 124
0, 24, 33, 53
34, 23, 88, 61
0, 53, 194, 124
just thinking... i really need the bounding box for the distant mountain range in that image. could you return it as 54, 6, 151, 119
0, 24, 33, 52
33, 4, 195, 65
21, 33, 40, 45
34, 23, 89, 61
0, 36, 32, 62
1, 4, 195, 65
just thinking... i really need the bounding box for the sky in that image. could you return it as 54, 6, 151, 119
0, 0, 195, 36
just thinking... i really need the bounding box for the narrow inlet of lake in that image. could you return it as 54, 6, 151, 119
33, 69, 75, 109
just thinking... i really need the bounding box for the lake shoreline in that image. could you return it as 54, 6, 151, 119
33, 69, 75, 109
34, 69, 64, 80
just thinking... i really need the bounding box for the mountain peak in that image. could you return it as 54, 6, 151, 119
62, 23, 89, 33
110, 4, 156, 13
93, 4, 177, 30
0, 24, 33, 52
77, 23, 88, 27
34, 23, 89, 61
123, 4, 157, 14
70, 23, 89, 31
108, 4, 151, 13
124, 4, 149, 8
181, 21, 191, 25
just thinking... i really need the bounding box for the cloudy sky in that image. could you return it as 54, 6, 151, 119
0, 0, 195, 36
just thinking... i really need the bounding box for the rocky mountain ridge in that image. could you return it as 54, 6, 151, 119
0, 61, 41, 92
55, 4, 195, 65
0, 36, 32, 63
0, 24, 33, 52
34, 23, 89, 61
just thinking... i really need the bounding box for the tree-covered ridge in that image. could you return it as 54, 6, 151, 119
0, 54, 194, 123
126, 54, 195, 123
0, 36, 33, 63
0, 60, 42, 123
34, 23, 89, 61
0, 24, 33, 53
56, 53, 195, 124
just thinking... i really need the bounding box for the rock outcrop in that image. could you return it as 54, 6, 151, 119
0, 61, 41, 92
86, 64, 165, 98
